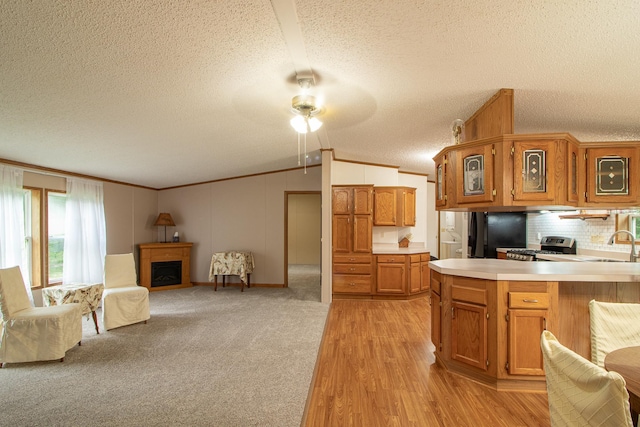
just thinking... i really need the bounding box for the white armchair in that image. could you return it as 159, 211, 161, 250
0, 266, 82, 367
102, 253, 150, 331
540, 330, 633, 427
589, 299, 640, 367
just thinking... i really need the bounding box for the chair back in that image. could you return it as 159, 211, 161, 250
0, 266, 32, 319
104, 253, 137, 289
589, 299, 640, 367
540, 330, 633, 427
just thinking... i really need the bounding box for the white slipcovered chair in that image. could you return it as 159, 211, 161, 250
589, 299, 640, 367
0, 266, 82, 367
102, 253, 150, 331
540, 330, 633, 427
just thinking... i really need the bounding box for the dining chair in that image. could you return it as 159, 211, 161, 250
589, 299, 640, 367
540, 330, 633, 427
102, 253, 150, 331
0, 266, 82, 367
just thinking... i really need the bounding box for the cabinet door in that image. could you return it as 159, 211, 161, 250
507, 309, 546, 376
512, 140, 556, 202
568, 143, 580, 203
376, 262, 406, 294
332, 215, 351, 253
451, 301, 488, 370
586, 147, 639, 204
352, 214, 372, 253
456, 144, 495, 204
353, 187, 373, 215
435, 154, 448, 208
409, 261, 421, 293
420, 261, 430, 291
332, 187, 351, 214
373, 188, 397, 225
431, 290, 442, 352
402, 188, 416, 226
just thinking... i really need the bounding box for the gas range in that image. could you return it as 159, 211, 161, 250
506, 236, 577, 261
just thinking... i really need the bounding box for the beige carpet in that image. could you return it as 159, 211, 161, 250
0, 282, 328, 426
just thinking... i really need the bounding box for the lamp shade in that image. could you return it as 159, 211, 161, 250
153, 213, 175, 227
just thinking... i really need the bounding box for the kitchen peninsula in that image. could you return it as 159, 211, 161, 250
429, 259, 640, 392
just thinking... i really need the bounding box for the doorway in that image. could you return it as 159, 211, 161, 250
285, 192, 321, 301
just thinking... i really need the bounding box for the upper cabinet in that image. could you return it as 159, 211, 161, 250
373, 186, 416, 226
582, 143, 640, 207
434, 88, 638, 210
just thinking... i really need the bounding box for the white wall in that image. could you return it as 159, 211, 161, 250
158, 166, 321, 285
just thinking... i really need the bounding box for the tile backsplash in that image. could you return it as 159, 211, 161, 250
527, 212, 629, 253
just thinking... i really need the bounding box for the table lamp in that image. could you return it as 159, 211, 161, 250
153, 213, 175, 243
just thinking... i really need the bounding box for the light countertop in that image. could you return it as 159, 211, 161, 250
430, 258, 640, 282
372, 244, 430, 255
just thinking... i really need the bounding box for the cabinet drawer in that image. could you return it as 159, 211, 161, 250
333, 263, 372, 275
410, 254, 421, 263
376, 255, 405, 263
431, 270, 442, 294
509, 292, 549, 309
333, 255, 372, 264
452, 285, 487, 305
420, 253, 430, 262
333, 275, 372, 294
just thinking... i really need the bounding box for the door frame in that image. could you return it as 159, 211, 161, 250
284, 191, 321, 288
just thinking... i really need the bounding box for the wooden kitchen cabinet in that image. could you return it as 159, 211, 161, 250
430, 271, 443, 353
434, 153, 449, 208
506, 291, 549, 376
373, 186, 416, 226
450, 277, 490, 372
409, 255, 421, 293
375, 254, 406, 294
420, 253, 430, 291
451, 301, 488, 371
455, 142, 496, 205
582, 144, 640, 206
332, 186, 374, 297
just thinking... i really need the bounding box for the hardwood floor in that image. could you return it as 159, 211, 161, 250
303, 298, 550, 426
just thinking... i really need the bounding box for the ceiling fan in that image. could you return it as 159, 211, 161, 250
289, 77, 324, 172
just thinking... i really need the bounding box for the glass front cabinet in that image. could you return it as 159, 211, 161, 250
584, 146, 639, 205
455, 143, 495, 205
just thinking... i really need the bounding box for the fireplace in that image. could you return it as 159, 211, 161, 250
151, 261, 182, 287
139, 242, 193, 291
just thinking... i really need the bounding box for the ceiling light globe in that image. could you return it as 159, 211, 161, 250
290, 116, 308, 134
308, 117, 323, 132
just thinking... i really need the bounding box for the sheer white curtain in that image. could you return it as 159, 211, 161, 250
62, 178, 106, 284
0, 165, 32, 303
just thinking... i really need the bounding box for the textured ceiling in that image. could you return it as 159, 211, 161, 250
1, 0, 639, 189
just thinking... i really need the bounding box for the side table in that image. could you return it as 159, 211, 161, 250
42, 283, 105, 334
209, 251, 254, 292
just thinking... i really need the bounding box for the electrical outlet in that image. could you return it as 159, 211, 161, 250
590, 235, 605, 244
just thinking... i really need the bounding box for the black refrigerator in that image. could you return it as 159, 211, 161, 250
468, 212, 527, 258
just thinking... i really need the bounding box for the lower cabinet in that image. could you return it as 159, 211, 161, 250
430, 271, 442, 353
451, 301, 488, 370
376, 255, 406, 294
332, 255, 372, 296
506, 292, 549, 376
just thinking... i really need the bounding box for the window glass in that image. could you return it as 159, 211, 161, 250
48, 192, 66, 284
631, 214, 640, 240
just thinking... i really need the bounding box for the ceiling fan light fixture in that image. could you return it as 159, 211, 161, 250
290, 115, 309, 134
308, 116, 322, 132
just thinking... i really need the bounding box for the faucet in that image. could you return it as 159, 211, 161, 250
607, 230, 638, 262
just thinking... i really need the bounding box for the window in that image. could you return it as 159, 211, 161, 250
630, 214, 640, 240
47, 191, 66, 285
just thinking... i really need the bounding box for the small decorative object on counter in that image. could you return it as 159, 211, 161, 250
398, 233, 412, 248
172, 231, 180, 243
451, 119, 465, 145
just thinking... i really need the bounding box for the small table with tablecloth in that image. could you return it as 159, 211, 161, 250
42, 283, 104, 334
209, 251, 254, 292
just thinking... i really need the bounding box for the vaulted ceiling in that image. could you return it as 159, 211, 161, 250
2, 1, 639, 189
